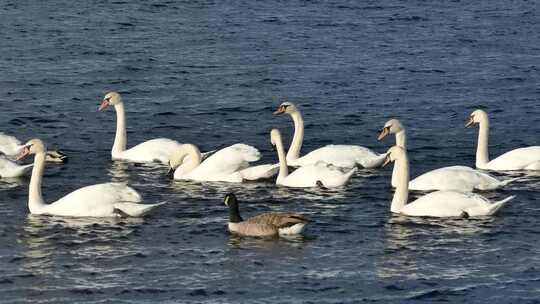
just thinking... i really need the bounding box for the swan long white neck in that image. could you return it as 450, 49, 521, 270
392, 152, 410, 213
391, 130, 407, 187
274, 134, 289, 184
476, 116, 490, 169
112, 102, 127, 157
286, 111, 304, 162
28, 152, 46, 214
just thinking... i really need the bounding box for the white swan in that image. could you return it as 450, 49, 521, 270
384, 146, 514, 217
17, 139, 164, 217
466, 109, 540, 170
0, 132, 67, 163
169, 143, 264, 182
273, 102, 385, 168
378, 119, 516, 191
99, 92, 183, 163
0, 156, 32, 178
271, 128, 356, 188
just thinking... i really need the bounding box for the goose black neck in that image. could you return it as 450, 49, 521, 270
226, 195, 243, 223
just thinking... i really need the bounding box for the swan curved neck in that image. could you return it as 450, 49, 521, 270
476, 118, 490, 168
112, 102, 127, 157
275, 136, 289, 184
391, 153, 410, 213
29, 152, 46, 213
392, 130, 407, 187
175, 145, 202, 175
286, 111, 304, 162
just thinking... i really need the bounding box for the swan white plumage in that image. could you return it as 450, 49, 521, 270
378, 119, 516, 191
169, 143, 264, 182
271, 128, 356, 188
0, 156, 33, 178
273, 102, 385, 168
17, 139, 164, 217
466, 109, 540, 170
384, 146, 514, 217
99, 92, 183, 163
0, 132, 67, 163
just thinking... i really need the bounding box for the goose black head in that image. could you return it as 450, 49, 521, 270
224, 193, 242, 223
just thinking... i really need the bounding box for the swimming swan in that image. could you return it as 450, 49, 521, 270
168, 143, 264, 182
98, 92, 183, 163
273, 102, 385, 168
383, 146, 514, 217
271, 128, 356, 188
466, 109, 540, 170
224, 193, 308, 237
17, 139, 164, 217
378, 119, 516, 191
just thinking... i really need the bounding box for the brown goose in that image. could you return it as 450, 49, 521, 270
224, 193, 309, 237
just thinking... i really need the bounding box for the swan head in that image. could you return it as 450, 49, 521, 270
270, 128, 282, 146
378, 119, 404, 141
167, 144, 200, 178
465, 109, 488, 128
98, 92, 123, 111
382, 146, 406, 167
273, 102, 298, 115
16, 138, 47, 161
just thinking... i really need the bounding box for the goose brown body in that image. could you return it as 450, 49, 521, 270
224, 193, 309, 237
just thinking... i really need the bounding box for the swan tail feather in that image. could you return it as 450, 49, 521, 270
113, 202, 166, 217
487, 196, 515, 215
496, 177, 520, 188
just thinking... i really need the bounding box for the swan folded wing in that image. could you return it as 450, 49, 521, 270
409, 166, 499, 191
292, 145, 382, 168
239, 164, 279, 180
402, 191, 502, 217
284, 163, 355, 187
487, 146, 540, 170
194, 144, 261, 176
119, 138, 182, 163
43, 183, 142, 217
0, 133, 22, 156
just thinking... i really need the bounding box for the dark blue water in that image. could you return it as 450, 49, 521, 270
1, 1, 540, 303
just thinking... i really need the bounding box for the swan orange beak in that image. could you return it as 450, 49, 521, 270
378, 127, 390, 141
382, 154, 391, 167
98, 100, 110, 111
465, 116, 474, 128
16, 146, 31, 161
273, 105, 286, 115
